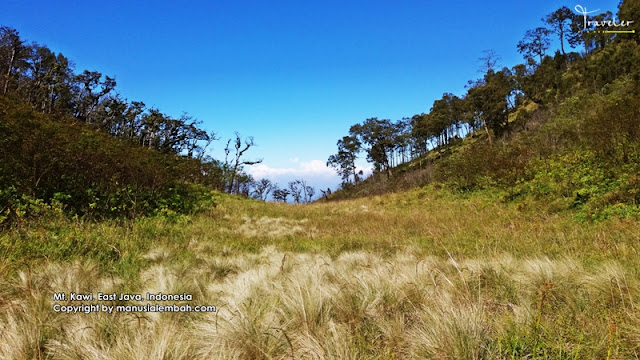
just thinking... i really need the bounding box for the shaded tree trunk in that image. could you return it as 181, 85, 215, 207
484, 123, 494, 146
3, 48, 15, 95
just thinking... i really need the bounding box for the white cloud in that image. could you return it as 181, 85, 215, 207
248, 160, 336, 181
247, 160, 373, 193
299, 159, 338, 177
355, 164, 373, 176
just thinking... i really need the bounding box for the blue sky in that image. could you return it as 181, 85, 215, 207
1, 0, 622, 193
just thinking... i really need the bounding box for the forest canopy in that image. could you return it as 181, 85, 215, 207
0, 25, 267, 224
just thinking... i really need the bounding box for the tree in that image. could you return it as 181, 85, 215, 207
223, 133, 263, 194
25, 44, 57, 110
0, 25, 240, 221
284, 179, 315, 203
304, 184, 315, 203
297, 179, 316, 203
73, 70, 116, 122
350, 118, 396, 177
584, 11, 616, 52
272, 187, 290, 203
252, 178, 275, 201
411, 93, 463, 151
618, 0, 640, 37
544, 6, 575, 55
568, 13, 589, 51
46, 53, 75, 114
464, 69, 513, 145
517, 27, 551, 63
0, 27, 28, 96
320, 187, 332, 200
566, 10, 616, 53
478, 49, 501, 74
236, 173, 254, 197
393, 118, 413, 164
327, 135, 362, 184
288, 180, 303, 204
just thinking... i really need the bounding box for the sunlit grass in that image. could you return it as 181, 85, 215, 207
1, 188, 639, 359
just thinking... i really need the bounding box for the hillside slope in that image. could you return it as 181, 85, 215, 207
327, 40, 640, 223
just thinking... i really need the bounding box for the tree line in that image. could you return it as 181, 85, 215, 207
0, 26, 281, 223
327, 3, 640, 187
250, 178, 319, 203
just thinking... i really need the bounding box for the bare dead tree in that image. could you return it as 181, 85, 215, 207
478, 49, 501, 74
224, 132, 263, 194
288, 180, 303, 204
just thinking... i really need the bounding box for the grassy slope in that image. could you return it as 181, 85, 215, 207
1, 189, 639, 359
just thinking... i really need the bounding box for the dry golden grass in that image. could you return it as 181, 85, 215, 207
2, 249, 639, 359
1, 188, 639, 359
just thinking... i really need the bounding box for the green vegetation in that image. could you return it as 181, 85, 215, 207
0, 25, 269, 225
1, 189, 639, 358
327, 3, 640, 223
0, 97, 217, 222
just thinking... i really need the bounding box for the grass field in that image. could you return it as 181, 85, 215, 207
1, 188, 639, 359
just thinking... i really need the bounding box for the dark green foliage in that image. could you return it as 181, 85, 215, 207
0, 26, 218, 158
437, 73, 640, 219
328, 4, 640, 219
0, 98, 217, 224
580, 40, 640, 92
465, 69, 514, 141
272, 188, 290, 203
413, 93, 464, 148
349, 118, 399, 176
544, 6, 575, 55
517, 27, 552, 63
618, 0, 640, 36
327, 135, 362, 185
0, 25, 269, 226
